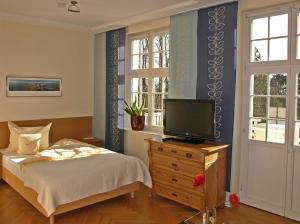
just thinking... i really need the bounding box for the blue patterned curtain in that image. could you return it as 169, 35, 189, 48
105, 28, 125, 153
197, 2, 238, 190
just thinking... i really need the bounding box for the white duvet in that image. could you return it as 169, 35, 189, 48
8, 139, 152, 216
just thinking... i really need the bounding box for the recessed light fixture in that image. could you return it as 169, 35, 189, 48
68, 1, 80, 13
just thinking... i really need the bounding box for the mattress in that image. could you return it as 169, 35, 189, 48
0, 140, 152, 216
0, 148, 27, 181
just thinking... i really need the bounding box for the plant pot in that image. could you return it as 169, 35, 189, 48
131, 115, 145, 131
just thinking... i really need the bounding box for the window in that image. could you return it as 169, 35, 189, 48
250, 14, 288, 62
249, 73, 287, 143
245, 5, 300, 145
128, 31, 169, 130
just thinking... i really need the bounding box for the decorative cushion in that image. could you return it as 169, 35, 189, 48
7, 121, 52, 152
17, 134, 42, 155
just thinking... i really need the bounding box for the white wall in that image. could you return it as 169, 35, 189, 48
0, 20, 93, 122
124, 130, 161, 166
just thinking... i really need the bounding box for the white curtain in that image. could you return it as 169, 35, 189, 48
169, 11, 198, 99
93, 33, 106, 140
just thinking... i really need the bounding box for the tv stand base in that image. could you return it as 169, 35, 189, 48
162, 137, 206, 144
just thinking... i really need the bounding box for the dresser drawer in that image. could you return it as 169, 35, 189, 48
152, 153, 204, 177
152, 168, 204, 196
154, 183, 205, 211
151, 142, 205, 163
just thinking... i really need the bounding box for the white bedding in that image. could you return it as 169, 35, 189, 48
0, 139, 152, 216
1, 149, 25, 181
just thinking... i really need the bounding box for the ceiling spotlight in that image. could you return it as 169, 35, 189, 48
68, 1, 80, 13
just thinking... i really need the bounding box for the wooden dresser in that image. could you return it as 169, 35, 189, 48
147, 137, 228, 211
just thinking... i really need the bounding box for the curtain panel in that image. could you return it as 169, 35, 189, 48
105, 28, 126, 153
169, 11, 198, 99
197, 2, 238, 190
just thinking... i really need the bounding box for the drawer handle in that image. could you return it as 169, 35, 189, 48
171, 150, 177, 153
171, 163, 178, 167
171, 193, 178, 197
186, 153, 192, 158
171, 178, 178, 182
157, 147, 163, 152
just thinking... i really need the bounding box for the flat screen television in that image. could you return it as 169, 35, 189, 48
163, 99, 215, 143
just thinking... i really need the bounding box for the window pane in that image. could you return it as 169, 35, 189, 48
296, 99, 300, 121
131, 78, 139, 92
298, 13, 300, 34
153, 36, 163, 52
270, 74, 287, 95
131, 93, 138, 103
267, 120, 285, 144
251, 17, 268, 40
153, 77, 163, 92
251, 40, 268, 62
294, 122, 300, 145
269, 97, 286, 119
141, 93, 148, 108
131, 40, 140, 54
153, 52, 163, 68
269, 38, 288, 61
165, 34, 170, 51
140, 38, 149, 54
253, 97, 267, 117
250, 118, 266, 141
143, 110, 148, 126
253, 74, 267, 95
163, 77, 169, 93
131, 78, 148, 92
152, 110, 163, 126
164, 51, 170, 68
270, 14, 288, 38
140, 78, 148, 92
132, 55, 139, 69
153, 34, 169, 52
139, 55, 148, 69
153, 94, 162, 109
131, 93, 147, 107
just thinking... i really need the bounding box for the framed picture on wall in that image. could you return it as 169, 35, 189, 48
6, 77, 62, 97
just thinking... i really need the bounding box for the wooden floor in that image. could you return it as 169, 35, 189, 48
0, 180, 299, 224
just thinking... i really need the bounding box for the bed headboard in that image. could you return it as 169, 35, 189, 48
0, 116, 93, 148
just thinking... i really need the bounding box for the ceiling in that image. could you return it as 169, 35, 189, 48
0, 0, 232, 32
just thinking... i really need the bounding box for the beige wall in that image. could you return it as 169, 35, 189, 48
231, 0, 294, 192
0, 20, 93, 122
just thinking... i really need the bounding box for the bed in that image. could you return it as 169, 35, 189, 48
0, 117, 152, 224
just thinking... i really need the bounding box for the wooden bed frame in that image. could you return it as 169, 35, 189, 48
0, 117, 141, 224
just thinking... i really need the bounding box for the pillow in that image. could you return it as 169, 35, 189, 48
7, 121, 52, 152
17, 133, 41, 155
39, 123, 52, 150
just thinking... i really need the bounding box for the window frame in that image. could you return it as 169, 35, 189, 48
125, 29, 169, 132
244, 7, 291, 68
243, 4, 297, 146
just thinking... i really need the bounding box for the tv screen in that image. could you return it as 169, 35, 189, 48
163, 99, 215, 139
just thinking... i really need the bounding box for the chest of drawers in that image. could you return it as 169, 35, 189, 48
147, 138, 228, 211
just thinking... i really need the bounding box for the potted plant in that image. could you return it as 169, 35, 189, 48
124, 97, 146, 131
